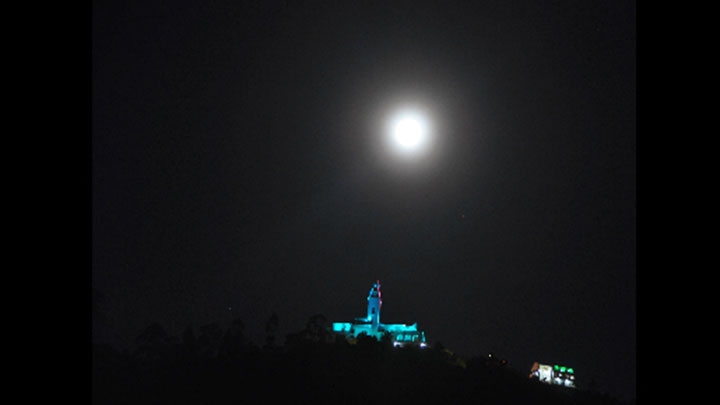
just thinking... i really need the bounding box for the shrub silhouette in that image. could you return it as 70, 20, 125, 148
93, 317, 629, 405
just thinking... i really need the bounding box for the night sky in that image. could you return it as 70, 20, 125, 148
92, 0, 636, 401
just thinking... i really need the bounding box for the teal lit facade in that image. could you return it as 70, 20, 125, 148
330, 280, 428, 348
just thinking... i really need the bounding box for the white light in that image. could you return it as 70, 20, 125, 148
394, 118, 423, 148
388, 110, 430, 156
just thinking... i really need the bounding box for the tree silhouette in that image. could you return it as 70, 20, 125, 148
94, 314, 629, 405
219, 317, 248, 359
181, 324, 198, 359
380, 331, 394, 350
197, 322, 224, 359
285, 313, 335, 347
305, 313, 333, 343
134, 322, 171, 362
264, 312, 280, 351
355, 331, 378, 349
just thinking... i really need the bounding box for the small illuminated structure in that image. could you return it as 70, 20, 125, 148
331, 280, 428, 348
529, 362, 576, 388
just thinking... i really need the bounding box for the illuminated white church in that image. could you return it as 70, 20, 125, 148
331, 280, 428, 348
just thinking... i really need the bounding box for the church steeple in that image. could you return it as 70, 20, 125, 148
367, 280, 382, 330
331, 280, 427, 347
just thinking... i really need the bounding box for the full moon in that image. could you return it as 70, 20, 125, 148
388, 110, 431, 156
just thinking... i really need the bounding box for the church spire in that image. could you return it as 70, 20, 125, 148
367, 280, 382, 330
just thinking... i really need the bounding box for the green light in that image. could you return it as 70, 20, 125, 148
560, 366, 566, 372
567, 368, 574, 374
553, 365, 559, 371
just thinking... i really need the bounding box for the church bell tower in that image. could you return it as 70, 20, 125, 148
367, 280, 382, 330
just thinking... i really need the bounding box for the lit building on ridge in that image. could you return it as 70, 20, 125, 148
330, 280, 428, 348
529, 362, 576, 388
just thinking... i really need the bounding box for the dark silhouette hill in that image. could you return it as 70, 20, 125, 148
93, 320, 631, 405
